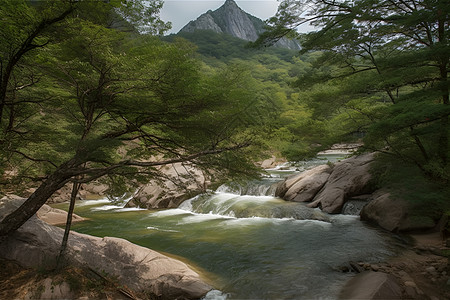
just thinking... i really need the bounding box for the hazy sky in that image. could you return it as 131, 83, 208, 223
160, 0, 281, 34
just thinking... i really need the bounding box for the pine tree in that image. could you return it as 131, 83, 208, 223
258, 0, 449, 181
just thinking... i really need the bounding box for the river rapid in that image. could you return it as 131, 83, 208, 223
58, 155, 405, 299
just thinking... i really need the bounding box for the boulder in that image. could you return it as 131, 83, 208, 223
36, 204, 85, 226
45, 162, 208, 209
339, 271, 403, 299
78, 182, 109, 199
260, 155, 286, 169
360, 191, 437, 232
307, 153, 376, 213
47, 182, 109, 204
126, 162, 208, 209
317, 143, 362, 155
275, 165, 332, 203
276, 153, 376, 214
0, 199, 212, 299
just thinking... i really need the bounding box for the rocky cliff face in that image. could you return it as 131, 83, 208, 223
180, 0, 300, 50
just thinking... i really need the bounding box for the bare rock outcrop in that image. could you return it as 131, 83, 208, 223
339, 271, 403, 299
276, 153, 376, 214
127, 162, 208, 209
36, 204, 86, 226
43, 162, 207, 209
307, 153, 375, 213
360, 190, 437, 232
0, 198, 212, 299
260, 155, 287, 169
46, 182, 109, 204
180, 0, 259, 41
275, 164, 332, 203
179, 0, 301, 50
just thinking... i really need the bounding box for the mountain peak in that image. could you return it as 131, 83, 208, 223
224, 0, 239, 8
180, 0, 262, 41
224, 0, 237, 5
179, 1, 300, 50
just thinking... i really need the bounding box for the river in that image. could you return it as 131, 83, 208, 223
56, 155, 405, 299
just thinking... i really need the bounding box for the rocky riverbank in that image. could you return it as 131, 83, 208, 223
274, 152, 450, 299
9, 162, 210, 210
0, 197, 212, 299
339, 232, 450, 299
275, 152, 442, 232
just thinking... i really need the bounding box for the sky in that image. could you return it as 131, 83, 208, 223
160, 0, 282, 34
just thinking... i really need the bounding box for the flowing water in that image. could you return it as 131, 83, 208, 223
58, 155, 405, 299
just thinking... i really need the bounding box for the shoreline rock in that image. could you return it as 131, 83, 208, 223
339, 271, 403, 299
276, 153, 376, 214
275, 164, 332, 203
37, 204, 86, 226
0, 198, 212, 299
339, 232, 450, 299
360, 190, 437, 232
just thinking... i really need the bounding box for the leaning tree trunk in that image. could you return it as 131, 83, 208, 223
0, 161, 76, 236
56, 181, 81, 268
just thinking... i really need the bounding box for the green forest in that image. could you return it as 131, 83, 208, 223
0, 0, 449, 299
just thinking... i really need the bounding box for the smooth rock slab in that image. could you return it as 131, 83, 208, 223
307, 153, 376, 213
36, 204, 85, 226
276, 165, 332, 203
276, 153, 376, 214
360, 190, 437, 232
0, 199, 212, 299
339, 271, 403, 299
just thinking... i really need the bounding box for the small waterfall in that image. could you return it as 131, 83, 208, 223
215, 179, 279, 197
176, 161, 336, 222
179, 193, 331, 222
80, 193, 145, 212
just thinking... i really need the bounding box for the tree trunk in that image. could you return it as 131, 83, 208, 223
56, 181, 80, 268
0, 161, 76, 236
0, 5, 74, 126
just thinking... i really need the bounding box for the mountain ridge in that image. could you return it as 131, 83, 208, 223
179, 0, 300, 50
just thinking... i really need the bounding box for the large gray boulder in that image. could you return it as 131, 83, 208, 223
275, 165, 332, 203
307, 153, 376, 213
0, 199, 212, 299
339, 271, 403, 299
276, 153, 376, 214
360, 190, 437, 232
127, 162, 208, 209
36, 204, 85, 226
43, 162, 208, 209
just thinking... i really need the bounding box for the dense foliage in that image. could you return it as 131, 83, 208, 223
0, 0, 271, 235
166, 30, 349, 160
255, 0, 449, 209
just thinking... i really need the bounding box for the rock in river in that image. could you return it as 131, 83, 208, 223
276, 153, 376, 214
275, 164, 332, 203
